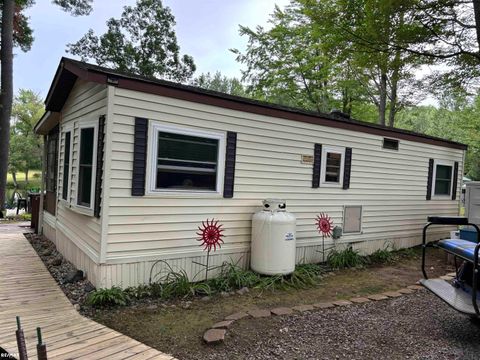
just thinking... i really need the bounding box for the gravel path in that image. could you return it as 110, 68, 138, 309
182, 291, 480, 360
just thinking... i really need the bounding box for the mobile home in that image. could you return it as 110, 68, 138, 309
34, 58, 466, 288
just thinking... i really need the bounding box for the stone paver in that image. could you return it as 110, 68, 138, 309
225, 312, 250, 321
211, 320, 234, 329
367, 294, 389, 301
349, 297, 370, 304
313, 302, 334, 309
292, 305, 315, 312
382, 291, 403, 298
333, 300, 353, 306
248, 309, 271, 318
440, 275, 454, 280
398, 288, 415, 294
203, 329, 226, 344
271, 307, 293, 316
407, 285, 424, 290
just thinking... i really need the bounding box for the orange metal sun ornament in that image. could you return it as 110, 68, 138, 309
315, 212, 334, 237
196, 218, 225, 252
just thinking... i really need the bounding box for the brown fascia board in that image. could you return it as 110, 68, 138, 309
52, 58, 468, 150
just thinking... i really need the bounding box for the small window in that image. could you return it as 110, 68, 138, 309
321, 146, 345, 186
344, 206, 362, 233
77, 127, 96, 207
149, 124, 225, 193
433, 162, 453, 196
383, 138, 399, 150
62, 131, 72, 200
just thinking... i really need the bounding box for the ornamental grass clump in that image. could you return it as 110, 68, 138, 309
327, 246, 365, 269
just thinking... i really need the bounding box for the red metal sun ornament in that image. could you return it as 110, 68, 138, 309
196, 218, 225, 252
315, 213, 334, 237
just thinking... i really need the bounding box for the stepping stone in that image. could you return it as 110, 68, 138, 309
271, 307, 293, 316
313, 302, 334, 309
225, 312, 249, 321
292, 304, 314, 312
382, 291, 403, 298
398, 288, 415, 294
349, 297, 370, 304
248, 309, 271, 318
407, 285, 423, 290
440, 275, 454, 280
203, 329, 226, 344
211, 320, 234, 329
367, 294, 388, 301
333, 300, 353, 306
447, 272, 456, 277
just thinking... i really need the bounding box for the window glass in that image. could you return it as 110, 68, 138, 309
156, 131, 219, 191
434, 164, 452, 196
77, 127, 95, 207
46, 130, 58, 192
62, 131, 71, 200
325, 152, 342, 183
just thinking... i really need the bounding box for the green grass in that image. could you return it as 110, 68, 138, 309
6, 170, 41, 184
327, 246, 366, 269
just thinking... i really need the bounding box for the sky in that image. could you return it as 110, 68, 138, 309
14, 0, 290, 99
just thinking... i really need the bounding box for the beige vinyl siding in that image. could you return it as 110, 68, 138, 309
55, 79, 107, 262
105, 86, 463, 267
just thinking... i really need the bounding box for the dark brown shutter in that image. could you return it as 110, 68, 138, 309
312, 144, 322, 188
343, 147, 352, 190
223, 131, 237, 198
132, 117, 149, 196
426, 158, 434, 200
94, 115, 106, 218
452, 161, 459, 200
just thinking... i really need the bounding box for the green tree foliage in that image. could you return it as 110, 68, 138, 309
233, 1, 425, 126
68, 0, 196, 82
8, 89, 44, 184
396, 94, 480, 179
191, 72, 246, 97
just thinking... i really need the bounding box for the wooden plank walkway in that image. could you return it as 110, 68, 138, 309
0, 231, 176, 360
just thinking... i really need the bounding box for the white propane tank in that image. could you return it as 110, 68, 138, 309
251, 199, 296, 275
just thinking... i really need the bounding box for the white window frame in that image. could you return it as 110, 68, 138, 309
320, 146, 345, 187
60, 124, 74, 204
146, 121, 226, 196
432, 159, 455, 198
75, 119, 98, 212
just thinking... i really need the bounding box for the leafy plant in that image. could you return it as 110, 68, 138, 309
327, 246, 365, 269
367, 242, 395, 265
87, 286, 129, 307
207, 262, 260, 292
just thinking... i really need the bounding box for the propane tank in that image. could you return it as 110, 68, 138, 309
251, 199, 296, 275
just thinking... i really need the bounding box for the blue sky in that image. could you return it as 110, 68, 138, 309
14, 0, 290, 99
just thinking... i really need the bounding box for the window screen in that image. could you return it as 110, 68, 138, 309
434, 164, 452, 196
77, 127, 95, 207
344, 206, 362, 233
325, 152, 342, 183
156, 131, 219, 191
62, 131, 71, 200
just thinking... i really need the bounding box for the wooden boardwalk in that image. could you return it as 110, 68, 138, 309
0, 231, 175, 360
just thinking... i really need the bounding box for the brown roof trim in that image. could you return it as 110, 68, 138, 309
44, 57, 468, 150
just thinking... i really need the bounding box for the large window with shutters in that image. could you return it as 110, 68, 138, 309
432, 160, 454, 197
148, 123, 225, 194
320, 146, 345, 187
76, 122, 98, 209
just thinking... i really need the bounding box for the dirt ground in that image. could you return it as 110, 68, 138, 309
93, 247, 450, 359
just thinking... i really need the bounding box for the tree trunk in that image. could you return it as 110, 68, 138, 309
378, 72, 387, 126
25, 169, 29, 184
473, 0, 480, 53
388, 52, 401, 127
0, 0, 14, 218
11, 171, 17, 188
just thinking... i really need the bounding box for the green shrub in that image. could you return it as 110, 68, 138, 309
87, 286, 129, 307
207, 262, 260, 292
327, 246, 365, 269
367, 243, 395, 265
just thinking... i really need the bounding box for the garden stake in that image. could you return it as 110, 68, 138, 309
15, 316, 28, 360
36, 327, 48, 360
195, 218, 225, 281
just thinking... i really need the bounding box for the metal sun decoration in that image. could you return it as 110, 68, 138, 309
315, 213, 334, 262
195, 218, 225, 280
